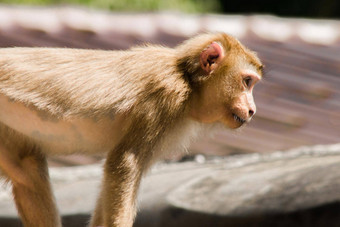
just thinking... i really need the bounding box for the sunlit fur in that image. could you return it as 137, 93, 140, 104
0, 33, 262, 227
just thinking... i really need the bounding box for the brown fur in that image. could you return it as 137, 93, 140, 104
0, 33, 262, 227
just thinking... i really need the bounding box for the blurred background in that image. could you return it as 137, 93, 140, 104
0, 0, 339, 227
0, 0, 340, 18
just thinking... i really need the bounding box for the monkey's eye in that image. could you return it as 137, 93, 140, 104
243, 77, 252, 88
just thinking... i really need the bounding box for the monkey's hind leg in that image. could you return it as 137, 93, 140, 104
0, 133, 61, 227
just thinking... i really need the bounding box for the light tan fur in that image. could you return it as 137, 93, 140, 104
0, 33, 262, 227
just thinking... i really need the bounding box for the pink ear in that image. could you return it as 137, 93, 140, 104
200, 42, 224, 74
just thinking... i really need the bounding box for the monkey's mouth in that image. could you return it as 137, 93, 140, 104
232, 113, 246, 124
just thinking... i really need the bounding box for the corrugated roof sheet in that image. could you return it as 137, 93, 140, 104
0, 6, 339, 165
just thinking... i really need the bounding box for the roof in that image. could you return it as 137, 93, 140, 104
0, 6, 339, 165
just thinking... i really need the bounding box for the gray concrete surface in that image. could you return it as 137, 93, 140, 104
2, 144, 340, 226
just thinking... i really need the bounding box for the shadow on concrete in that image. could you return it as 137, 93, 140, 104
134, 202, 340, 227
2, 202, 340, 227
0, 214, 90, 227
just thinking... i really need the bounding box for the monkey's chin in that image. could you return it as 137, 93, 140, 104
230, 122, 246, 129
221, 118, 245, 129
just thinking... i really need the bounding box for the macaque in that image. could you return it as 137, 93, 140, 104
0, 33, 262, 227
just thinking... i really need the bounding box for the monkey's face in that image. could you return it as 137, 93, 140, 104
189, 66, 261, 129
225, 68, 261, 129
189, 40, 262, 129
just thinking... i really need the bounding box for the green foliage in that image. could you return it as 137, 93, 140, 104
0, 0, 221, 13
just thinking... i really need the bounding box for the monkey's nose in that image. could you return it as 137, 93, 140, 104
249, 109, 255, 118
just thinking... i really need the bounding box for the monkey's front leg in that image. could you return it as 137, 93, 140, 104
90, 149, 146, 227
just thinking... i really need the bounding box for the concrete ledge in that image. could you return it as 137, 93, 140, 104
2, 144, 340, 226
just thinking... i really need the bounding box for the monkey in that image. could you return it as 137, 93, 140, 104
0, 32, 262, 227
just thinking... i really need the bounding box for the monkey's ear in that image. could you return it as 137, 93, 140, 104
200, 42, 225, 74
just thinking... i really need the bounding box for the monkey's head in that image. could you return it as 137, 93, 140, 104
179, 33, 263, 129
